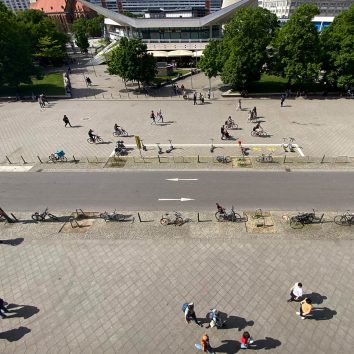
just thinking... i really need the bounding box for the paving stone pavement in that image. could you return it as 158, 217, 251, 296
1, 225, 354, 353
1, 65, 354, 164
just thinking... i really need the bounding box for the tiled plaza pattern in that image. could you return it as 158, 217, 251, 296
1, 64, 354, 163
1, 234, 354, 353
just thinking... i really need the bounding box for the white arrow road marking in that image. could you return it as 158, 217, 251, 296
158, 198, 195, 202
166, 178, 198, 181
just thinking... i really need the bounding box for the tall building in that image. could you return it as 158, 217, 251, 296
86, 0, 222, 14
1, 0, 30, 11
259, 0, 354, 18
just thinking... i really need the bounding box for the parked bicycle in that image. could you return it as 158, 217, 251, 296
216, 156, 231, 164
99, 209, 134, 222
49, 150, 67, 163
160, 211, 185, 225
334, 211, 354, 226
290, 209, 324, 229
256, 153, 273, 163
32, 208, 58, 222
215, 203, 248, 222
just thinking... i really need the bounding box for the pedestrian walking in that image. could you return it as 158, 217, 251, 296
63, 115, 72, 127
248, 110, 252, 120
38, 96, 44, 108
208, 88, 211, 99
195, 333, 215, 354
0, 298, 9, 319
221, 125, 225, 140
150, 110, 157, 124
252, 106, 257, 118
156, 109, 164, 123
288, 282, 303, 302
296, 298, 312, 319
240, 331, 254, 349
237, 99, 242, 111
281, 94, 285, 107
193, 92, 197, 105
40, 94, 49, 105
86, 77, 92, 87
183, 302, 202, 326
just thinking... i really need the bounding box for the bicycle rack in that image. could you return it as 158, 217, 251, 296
69, 217, 80, 228
75, 209, 87, 220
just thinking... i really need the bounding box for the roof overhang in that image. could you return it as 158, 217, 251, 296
80, 0, 257, 28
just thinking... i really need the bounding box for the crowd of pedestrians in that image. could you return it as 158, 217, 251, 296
185, 281, 316, 352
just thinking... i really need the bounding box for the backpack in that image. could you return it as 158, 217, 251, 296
182, 303, 188, 313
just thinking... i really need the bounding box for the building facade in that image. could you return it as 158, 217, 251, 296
86, 0, 222, 14
1, 0, 30, 11
259, 0, 354, 18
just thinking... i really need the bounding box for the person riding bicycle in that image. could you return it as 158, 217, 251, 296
216, 203, 226, 214
114, 124, 124, 134
226, 116, 234, 128
88, 129, 96, 142
253, 122, 263, 133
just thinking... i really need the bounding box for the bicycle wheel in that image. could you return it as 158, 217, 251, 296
99, 213, 109, 221
233, 123, 238, 130
175, 217, 184, 225
224, 156, 231, 163
256, 156, 264, 163
113, 131, 119, 137
290, 217, 304, 229
87, 138, 94, 144
31, 213, 41, 222
49, 155, 55, 163
215, 212, 224, 221
251, 131, 257, 136
160, 217, 170, 225
96, 136, 103, 143
334, 215, 350, 226
121, 131, 128, 137
48, 213, 59, 221
232, 212, 243, 222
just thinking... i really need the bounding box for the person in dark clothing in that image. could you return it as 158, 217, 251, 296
63, 115, 72, 127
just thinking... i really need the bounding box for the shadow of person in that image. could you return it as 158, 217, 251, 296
0, 327, 31, 342
224, 316, 254, 331
310, 307, 336, 321
0, 238, 24, 246
6, 304, 40, 319
251, 337, 281, 350
214, 339, 240, 354
304, 292, 327, 304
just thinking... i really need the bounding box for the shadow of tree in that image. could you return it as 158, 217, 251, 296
0, 327, 31, 342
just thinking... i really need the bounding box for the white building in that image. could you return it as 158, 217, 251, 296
1, 0, 30, 11
259, 0, 354, 18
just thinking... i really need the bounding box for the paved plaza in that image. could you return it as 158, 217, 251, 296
1, 222, 354, 353
1, 65, 354, 164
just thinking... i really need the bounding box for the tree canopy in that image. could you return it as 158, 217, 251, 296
107, 37, 156, 89
271, 4, 321, 88
220, 7, 278, 89
321, 4, 354, 89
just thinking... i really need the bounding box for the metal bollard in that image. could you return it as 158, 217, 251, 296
197, 212, 200, 222
197, 155, 200, 163
37, 156, 43, 163
11, 213, 19, 222
158, 155, 161, 163
73, 155, 77, 163
137, 212, 142, 222
21, 155, 27, 164
321, 154, 325, 164
283, 155, 287, 163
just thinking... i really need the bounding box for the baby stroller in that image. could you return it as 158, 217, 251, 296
49, 150, 67, 162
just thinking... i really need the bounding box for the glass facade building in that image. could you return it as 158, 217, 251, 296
1, 0, 30, 11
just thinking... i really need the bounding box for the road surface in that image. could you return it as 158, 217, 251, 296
0, 170, 353, 211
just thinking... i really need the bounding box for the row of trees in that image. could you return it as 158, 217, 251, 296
0, 4, 68, 87
199, 4, 354, 90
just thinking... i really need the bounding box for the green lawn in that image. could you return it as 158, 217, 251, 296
0, 72, 65, 97
247, 74, 330, 93
153, 69, 190, 85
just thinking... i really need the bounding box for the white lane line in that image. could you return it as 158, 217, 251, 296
158, 198, 195, 202
0, 166, 33, 172
294, 144, 305, 157
166, 178, 198, 181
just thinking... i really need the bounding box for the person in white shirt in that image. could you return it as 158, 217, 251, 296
288, 282, 303, 302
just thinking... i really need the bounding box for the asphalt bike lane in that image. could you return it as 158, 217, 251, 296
0, 170, 353, 212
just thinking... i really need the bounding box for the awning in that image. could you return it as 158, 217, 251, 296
167, 50, 193, 57
148, 50, 169, 57
193, 50, 203, 57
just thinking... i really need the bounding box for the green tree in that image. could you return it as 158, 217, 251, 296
220, 7, 278, 89
321, 5, 354, 89
272, 4, 321, 88
87, 16, 104, 37
75, 30, 89, 53
17, 9, 68, 66
0, 4, 37, 87
198, 39, 222, 88
34, 35, 66, 65
107, 37, 156, 89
